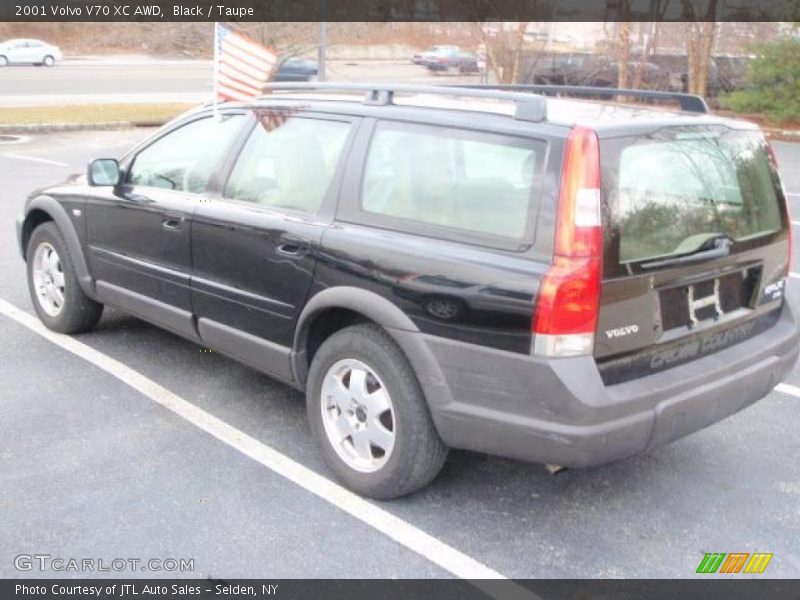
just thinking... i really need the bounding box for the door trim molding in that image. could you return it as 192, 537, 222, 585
89, 246, 191, 287
96, 280, 199, 341
197, 317, 294, 384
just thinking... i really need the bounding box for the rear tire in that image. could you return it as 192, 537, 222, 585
0, 56, 8, 67
26, 222, 103, 334
306, 323, 448, 499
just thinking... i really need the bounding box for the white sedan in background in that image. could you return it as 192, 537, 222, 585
412, 45, 460, 65
0, 39, 62, 66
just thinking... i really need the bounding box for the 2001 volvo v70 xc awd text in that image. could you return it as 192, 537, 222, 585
16, 83, 799, 498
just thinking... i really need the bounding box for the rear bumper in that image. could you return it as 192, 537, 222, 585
393, 301, 800, 467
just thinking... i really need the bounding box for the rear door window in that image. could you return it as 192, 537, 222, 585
359, 121, 545, 248
224, 114, 351, 214
601, 126, 784, 267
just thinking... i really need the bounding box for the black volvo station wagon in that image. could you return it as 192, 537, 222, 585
16, 83, 798, 498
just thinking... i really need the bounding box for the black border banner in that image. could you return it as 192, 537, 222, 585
3, 579, 800, 600
1, 0, 799, 22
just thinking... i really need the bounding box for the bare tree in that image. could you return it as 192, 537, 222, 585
236, 22, 318, 64
632, 1, 669, 90
682, 0, 718, 96
475, 22, 529, 84
615, 21, 632, 89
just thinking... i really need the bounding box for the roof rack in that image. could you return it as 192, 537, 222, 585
451, 84, 709, 113
257, 82, 548, 122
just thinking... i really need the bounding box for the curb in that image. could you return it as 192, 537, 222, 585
0, 121, 166, 134
763, 128, 800, 143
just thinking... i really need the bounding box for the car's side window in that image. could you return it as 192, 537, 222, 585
128, 115, 244, 194
224, 114, 351, 214
361, 121, 545, 242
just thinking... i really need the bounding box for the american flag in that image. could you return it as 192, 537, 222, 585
215, 23, 278, 102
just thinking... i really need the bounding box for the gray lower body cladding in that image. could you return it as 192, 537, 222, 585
392, 301, 799, 467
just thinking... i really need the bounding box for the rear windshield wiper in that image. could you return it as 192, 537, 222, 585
640, 235, 733, 270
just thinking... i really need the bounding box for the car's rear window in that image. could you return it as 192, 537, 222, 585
601, 126, 783, 265
360, 121, 545, 244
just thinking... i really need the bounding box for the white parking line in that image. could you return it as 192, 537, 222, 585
2, 153, 68, 167
0, 298, 540, 596
776, 383, 800, 398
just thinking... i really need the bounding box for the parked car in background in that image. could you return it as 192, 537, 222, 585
412, 45, 459, 65
0, 39, 62, 67
648, 54, 722, 96
714, 56, 750, 93
521, 53, 669, 90
518, 52, 751, 99
424, 48, 480, 74
274, 57, 318, 82
650, 54, 750, 97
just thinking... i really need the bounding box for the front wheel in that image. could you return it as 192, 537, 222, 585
306, 323, 448, 499
42, 55, 55, 67
0, 56, 8, 67
26, 222, 103, 333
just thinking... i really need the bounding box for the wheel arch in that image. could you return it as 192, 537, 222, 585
21, 196, 96, 299
293, 287, 419, 382
292, 286, 455, 438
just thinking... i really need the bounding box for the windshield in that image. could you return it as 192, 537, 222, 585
601, 126, 783, 265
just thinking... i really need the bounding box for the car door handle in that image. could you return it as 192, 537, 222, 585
276, 242, 303, 256
162, 217, 181, 231
276, 235, 310, 258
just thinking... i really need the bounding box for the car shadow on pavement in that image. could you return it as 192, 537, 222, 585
88, 308, 702, 506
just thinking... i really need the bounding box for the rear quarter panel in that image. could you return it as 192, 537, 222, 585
314, 111, 567, 354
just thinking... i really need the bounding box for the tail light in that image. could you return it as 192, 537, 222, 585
766, 139, 792, 276
533, 126, 602, 357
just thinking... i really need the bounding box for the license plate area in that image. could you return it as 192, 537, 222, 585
659, 267, 761, 332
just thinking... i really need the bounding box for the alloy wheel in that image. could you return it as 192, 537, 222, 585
320, 358, 396, 473
32, 242, 65, 317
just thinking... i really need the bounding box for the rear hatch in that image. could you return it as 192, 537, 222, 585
594, 124, 791, 385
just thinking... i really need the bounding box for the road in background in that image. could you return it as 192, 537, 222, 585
0, 58, 480, 106
1, 131, 799, 579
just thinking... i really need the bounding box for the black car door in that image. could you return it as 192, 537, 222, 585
190, 110, 358, 381
85, 112, 247, 339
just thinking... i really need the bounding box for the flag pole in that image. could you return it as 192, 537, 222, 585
212, 22, 220, 120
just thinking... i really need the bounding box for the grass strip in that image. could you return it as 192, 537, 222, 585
0, 103, 194, 126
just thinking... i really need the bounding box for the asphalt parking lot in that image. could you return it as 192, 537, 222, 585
1, 129, 799, 580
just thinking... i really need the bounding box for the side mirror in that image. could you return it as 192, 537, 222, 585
88, 158, 121, 187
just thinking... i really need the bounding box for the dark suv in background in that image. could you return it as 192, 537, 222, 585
16, 83, 798, 498
521, 53, 670, 90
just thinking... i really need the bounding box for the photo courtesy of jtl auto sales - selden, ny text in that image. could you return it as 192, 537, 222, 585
1, 0, 800, 599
